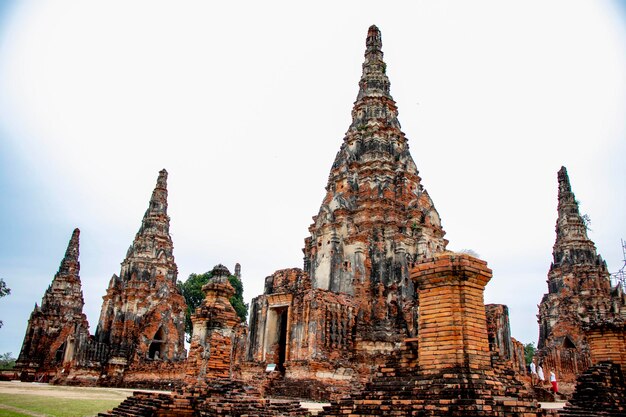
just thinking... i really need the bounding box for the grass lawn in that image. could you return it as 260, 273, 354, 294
0, 393, 121, 417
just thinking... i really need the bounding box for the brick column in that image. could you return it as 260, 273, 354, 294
411, 253, 492, 374
586, 322, 626, 368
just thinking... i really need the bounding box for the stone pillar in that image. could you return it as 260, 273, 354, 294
411, 253, 492, 374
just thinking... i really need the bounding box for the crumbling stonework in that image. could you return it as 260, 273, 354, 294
186, 264, 245, 383
246, 24, 447, 400
486, 304, 527, 374
536, 166, 626, 382
98, 267, 309, 417
560, 320, 626, 416
98, 379, 311, 417
319, 254, 543, 416
95, 169, 187, 382
16, 229, 92, 381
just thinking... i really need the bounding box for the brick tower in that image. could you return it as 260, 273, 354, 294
537, 166, 626, 381
246, 25, 447, 399
16, 229, 91, 380
303, 24, 447, 335
96, 169, 187, 372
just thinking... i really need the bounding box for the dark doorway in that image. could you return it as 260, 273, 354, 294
277, 308, 288, 372
148, 327, 164, 360
55, 342, 66, 362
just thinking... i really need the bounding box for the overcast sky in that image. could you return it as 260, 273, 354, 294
0, 1, 625, 357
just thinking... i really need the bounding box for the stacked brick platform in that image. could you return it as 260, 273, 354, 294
559, 361, 626, 416
99, 379, 310, 417
318, 254, 545, 417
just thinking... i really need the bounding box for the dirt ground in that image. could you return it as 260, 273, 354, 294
0, 380, 153, 401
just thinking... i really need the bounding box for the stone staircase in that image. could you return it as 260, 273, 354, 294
98, 391, 174, 417
318, 339, 550, 417
98, 379, 311, 417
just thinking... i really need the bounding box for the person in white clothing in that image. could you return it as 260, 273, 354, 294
550, 371, 558, 393
537, 363, 545, 385
529, 360, 537, 385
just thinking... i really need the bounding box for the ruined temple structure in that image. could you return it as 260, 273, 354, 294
95, 169, 187, 384
536, 166, 626, 382
100, 266, 309, 417
16, 229, 92, 381
99, 253, 547, 417
319, 254, 545, 417
185, 264, 246, 383
244, 24, 448, 400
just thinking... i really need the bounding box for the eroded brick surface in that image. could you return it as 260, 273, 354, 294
486, 304, 527, 374
15, 229, 92, 381
536, 167, 626, 382
186, 265, 245, 383
94, 170, 187, 384
318, 254, 544, 416
244, 24, 448, 400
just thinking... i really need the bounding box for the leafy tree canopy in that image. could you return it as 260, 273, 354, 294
524, 342, 536, 365
0, 279, 9, 298
0, 352, 16, 370
177, 269, 248, 338
0, 278, 10, 329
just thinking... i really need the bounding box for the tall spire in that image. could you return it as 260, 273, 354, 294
146, 169, 168, 218
350, 25, 400, 132
96, 168, 185, 363
134, 169, 171, 239
58, 228, 80, 277
357, 25, 391, 100
122, 169, 175, 267
16, 228, 90, 378
304, 24, 446, 329
42, 228, 84, 313
552, 166, 599, 268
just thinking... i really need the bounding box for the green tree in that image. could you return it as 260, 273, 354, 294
0, 278, 10, 329
524, 342, 536, 365
177, 269, 248, 339
0, 352, 16, 370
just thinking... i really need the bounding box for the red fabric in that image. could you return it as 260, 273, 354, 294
551, 381, 558, 393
